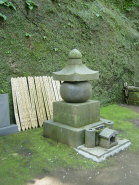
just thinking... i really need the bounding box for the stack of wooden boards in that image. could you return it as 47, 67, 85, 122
11, 76, 62, 131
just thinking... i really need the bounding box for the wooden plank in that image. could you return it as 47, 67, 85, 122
21, 77, 32, 129
48, 76, 56, 102
20, 77, 33, 129
29, 77, 42, 127
11, 78, 21, 131
54, 80, 62, 101
51, 77, 59, 101
28, 77, 39, 128
22, 77, 38, 129
46, 76, 55, 118
34, 76, 47, 127
42, 76, 53, 119
40, 76, 51, 120
14, 77, 29, 131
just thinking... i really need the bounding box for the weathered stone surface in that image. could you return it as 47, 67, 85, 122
68, 49, 82, 59
60, 81, 92, 103
85, 128, 96, 148
53, 100, 100, 128
43, 120, 85, 147
0, 94, 10, 128
43, 119, 114, 147
76, 139, 131, 162
99, 128, 118, 148
0, 94, 18, 136
0, 124, 18, 136
53, 49, 99, 81
99, 128, 118, 139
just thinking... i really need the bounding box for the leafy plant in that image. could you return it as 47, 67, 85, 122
25, 32, 32, 38
25, 0, 38, 10
0, 0, 16, 10
0, 13, 7, 21
67, 22, 73, 28
0, 89, 5, 94
53, 47, 58, 52
43, 36, 47, 40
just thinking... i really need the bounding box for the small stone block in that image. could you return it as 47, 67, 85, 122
43, 120, 85, 147
0, 94, 10, 128
53, 100, 100, 128
0, 124, 18, 136
99, 138, 118, 149
85, 128, 96, 148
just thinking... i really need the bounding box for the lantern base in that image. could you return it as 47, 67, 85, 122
75, 139, 131, 162
43, 118, 113, 148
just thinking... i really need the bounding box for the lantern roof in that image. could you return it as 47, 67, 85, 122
53, 49, 99, 81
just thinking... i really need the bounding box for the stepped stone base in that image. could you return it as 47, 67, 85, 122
0, 124, 18, 136
75, 138, 131, 162
43, 119, 113, 147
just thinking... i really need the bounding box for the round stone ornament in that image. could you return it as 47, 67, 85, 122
60, 81, 92, 103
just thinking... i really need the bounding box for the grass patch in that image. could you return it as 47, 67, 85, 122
0, 104, 139, 184
0, 128, 106, 185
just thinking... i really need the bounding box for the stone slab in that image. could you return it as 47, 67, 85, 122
0, 94, 10, 128
53, 100, 100, 128
43, 119, 113, 147
0, 124, 18, 136
44, 120, 85, 147
75, 138, 131, 162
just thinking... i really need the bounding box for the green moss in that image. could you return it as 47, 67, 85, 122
0, 127, 107, 185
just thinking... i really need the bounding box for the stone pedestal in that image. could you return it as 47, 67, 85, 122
43, 49, 130, 162
43, 119, 113, 147
44, 120, 85, 147
53, 100, 100, 127
0, 94, 18, 136
44, 100, 102, 147
76, 139, 131, 162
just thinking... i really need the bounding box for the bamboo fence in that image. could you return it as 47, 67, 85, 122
11, 76, 62, 131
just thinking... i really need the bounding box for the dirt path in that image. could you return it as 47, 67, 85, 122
28, 105, 139, 185
27, 151, 139, 185
121, 104, 139, 113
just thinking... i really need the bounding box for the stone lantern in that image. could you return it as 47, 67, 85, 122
53, 49, 99, 103
43, 49, 131, 162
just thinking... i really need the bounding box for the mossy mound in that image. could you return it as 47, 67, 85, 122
0, 0, 139, 119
